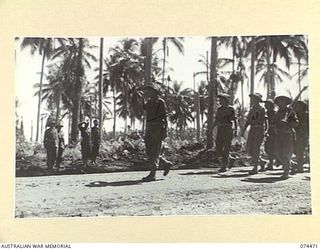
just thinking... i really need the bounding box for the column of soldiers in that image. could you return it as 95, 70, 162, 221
43, 81, 309, 181
43, 119, 101, 170
214, 91, 309, 180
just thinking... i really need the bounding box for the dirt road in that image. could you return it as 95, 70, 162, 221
15, 166, 311, 218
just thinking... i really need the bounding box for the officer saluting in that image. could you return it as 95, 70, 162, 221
141, 83, 171, 181
213, 93, 238, 172
241, 93, 267, 174
273, 95, 298, 179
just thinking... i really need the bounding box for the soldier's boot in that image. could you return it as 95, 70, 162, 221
290, 162, 298, 175
266, 158, 274, 170
160, 157, 173, 176
142, 164, 156, 181
281, 167, 290, 180
249, 165, 258, 175
259, 158, 267, 172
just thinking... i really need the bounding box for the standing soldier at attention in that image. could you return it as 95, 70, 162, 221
264, 99, 277, 170
273, 95, 298, 179
91, 119, 100, 165
43, 121, 59, 170
141, 83, 171, 181
78, 121, 91, 168
292, 101, 309, 174
241, 93, 267, 174
55, 123, 65, 169
213, 93, 238, 172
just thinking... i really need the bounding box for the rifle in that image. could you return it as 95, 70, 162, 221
282, 85, 308, 123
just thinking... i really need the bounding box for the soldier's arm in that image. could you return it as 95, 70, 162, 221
288, 112, 299, 129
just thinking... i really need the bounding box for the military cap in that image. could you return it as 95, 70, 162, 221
274, 95, 292, 106
249, 93, 263, 102
142, 82, 160, 93
217, 93, 231, 102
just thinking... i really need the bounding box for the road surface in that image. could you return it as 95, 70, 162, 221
15, 166, 311, 217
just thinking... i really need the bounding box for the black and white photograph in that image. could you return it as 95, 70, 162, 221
15, 35, 310, 218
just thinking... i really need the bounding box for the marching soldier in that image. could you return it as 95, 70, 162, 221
292, 101, 309, 174
43, 121, 58, 170
91, 119, 100, 165
264, 99, 277, 170
213, 94, 238, 172
78, 121, 92, 168
55, 123, 65, 169
273, 95, 298, 179
141, 83, 171, 181
241, 93, 267, 174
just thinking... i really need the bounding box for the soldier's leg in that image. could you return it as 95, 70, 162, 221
296, 138, 307, 173
249, 130, 260, 174
281, 134, 294, 179
55, 148, 62, 168
219, 127, 233, 172
143, 126, 162, 180
47, 147, 53, 169
215, 127, 224, 160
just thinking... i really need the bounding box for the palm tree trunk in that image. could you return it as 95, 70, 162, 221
145, 38, 153, 84
250, 36, 256, 95
98, 38, 104, 141
35, 51, 46, 142
206, 37, 217, 149
70, 38, 84, 144
195, 92, 201, 142
231, 36, 236, 104
162, 38, 167, 85
266, 36, 271, 99
298, 57, 301, 100
113, 87, 117, 138
55, 85, 61, 124
30, 120, 33, 142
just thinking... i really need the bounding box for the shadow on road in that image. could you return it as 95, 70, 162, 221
241, 176, 286, 184
179, 170, 218, 176
85, 179, 164, 187
212, 172, 252, 178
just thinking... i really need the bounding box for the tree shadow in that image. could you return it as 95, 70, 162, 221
241, 176, 286, 184
179, 171, 218, 176
85, 179, 164, 187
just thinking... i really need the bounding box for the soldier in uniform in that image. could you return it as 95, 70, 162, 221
78, 121, 91, 168
292, 101, 309, 174
241, 93, 267, 174
264, 99, 277, 170
273, 95, 298, 179
55, 123, 65, 169
91, 119, 100, 165
213, 93, 238, 172
43, 121, 58, 170
141, 83, 171, 181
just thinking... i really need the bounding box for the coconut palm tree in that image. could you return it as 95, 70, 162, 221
166, 81, 194, 135
206, 37, 218, 149
159, 37, 184, 85
20, 38, 57, 142
52, 38, 97, 143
